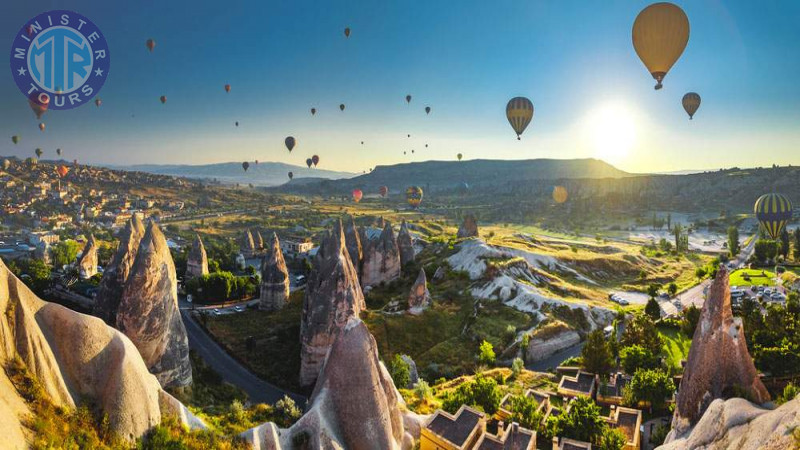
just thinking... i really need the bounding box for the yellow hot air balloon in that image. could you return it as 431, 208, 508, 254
406, 186, 423, 208
552, 186, 568, 204
506, 97, 533, 140
754, 193, 793, 240
682, 92, 701, 119
632, 2, 690, 90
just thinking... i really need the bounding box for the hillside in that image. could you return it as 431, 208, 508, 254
111, 162, 355, 187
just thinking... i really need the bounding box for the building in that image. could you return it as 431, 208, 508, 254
604, 406, 642, 450
557, 370, 596, 399
421, 405, 486, 450
474, 422, 535, 450
280, 238, 314, 257
596, 373, 630, 406
552, 437, 592, 450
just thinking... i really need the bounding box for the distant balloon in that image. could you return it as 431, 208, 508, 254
56, 148, 62, 156
632, 2, 690, 90
407, 134, 411, 138
406, 95, 412, 104
306, 158, 313, 168
146, 39, 156, 52
38, 123, 45, 132
403, 151, 406, 155
12, 136, 20, 144
425, 106, 431, 114
235, 121, 239, 127
35, 148, 43, 158
682, 92, 701, 119
288, 171, 293, 180
754, 193, 793, 240
552, 186, 569, 204
379, 186, 388, 197
56, 165, 70, 178
352, 189, 363, 203
457, 153, 463, 161
160, 95, 167, 104
344, 27, 351, 38
28, 157, 38, 166
311, 108, 316, 115
29, 92, 49, 119
506, 97, 534, 140
406, 186, 423, 208
2, 159, 10, 170
225, 84, 231, 93
285, 136, 296, 152
411, 150, 415, 154
339, 104, 345, 111
312, 155, 320, 167
242, 161, 250, 172
94, 98, 102, 107
255, 160, 259, 165
425, 144, 428, 148
361, 141, 364, 145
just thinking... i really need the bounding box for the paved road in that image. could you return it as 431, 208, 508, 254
180, 310, 307, 406
525, 341, 586, 373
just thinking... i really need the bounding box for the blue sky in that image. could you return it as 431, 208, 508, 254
2, 0, 800, 173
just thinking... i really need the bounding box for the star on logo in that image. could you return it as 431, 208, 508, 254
17, 67, 26, 76
94, 67, 104, 77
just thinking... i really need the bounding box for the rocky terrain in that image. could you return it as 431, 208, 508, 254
241, 229, 257, 257
407, 268, 431, 315
361, 221, 402, 290
344, 215, 363, 276
397, 220, 415, 266
77, 234, 98, 280
185, 234, 209, 279
457, 214, 479, 238
94, 216, 146, 325
260, 233, 290, 311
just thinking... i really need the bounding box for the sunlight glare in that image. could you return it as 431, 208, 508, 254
585, 102, 637, 164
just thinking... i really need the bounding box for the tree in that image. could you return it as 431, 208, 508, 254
511, 357, 524, 379
51, 240, 79, 268
645, 298, 661, 321
547, 396, 606, 444
727, 226, 740, 257
599, 428, 628, 450
508, 394, 543, 430
389, 355, 410, 389
478, 340, 496, 366
620, 344, 658, 374
667, 282, 678, 297
793, 228, 800, 260
581, 330, 614, 377
754, 239, 778, 264
621, 314, 663, 356
681, 304, 701, 337
624, 369, 675, 412
666, 213, 672, 231
13, 258, 51, 295
695, 267, 707, 279
647, 284, 661, 299
414, 380, 433, 403
442, 374, 502, 415
672, 224, 684, 253
779, 227, 791, 260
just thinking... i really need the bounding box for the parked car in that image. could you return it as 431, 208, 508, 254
618, 298, 629, 306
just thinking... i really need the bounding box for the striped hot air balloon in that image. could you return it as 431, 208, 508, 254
406, 186, 423, 208
506, 97, 534, 140
682, 92, 701, 119
754, 193, 793, 240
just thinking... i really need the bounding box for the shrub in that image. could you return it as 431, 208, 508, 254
511, 358, 524, 378
508, 394, 542, 430
389, 354, 411, 389
478, 340, 496, 366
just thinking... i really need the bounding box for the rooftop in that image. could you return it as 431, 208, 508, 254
475, 423, 535, 450
425, 405, 485, 448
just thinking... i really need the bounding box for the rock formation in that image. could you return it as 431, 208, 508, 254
344, 215, 363, 276
299, 220, 364, 387
77, 234, 98, 279
457, 213, 479, 238
240, 229, 256, 257
432, 266, 446, 282
397, 220, 415, 266
117, 222, 192, 388
669, 267, 769, 436
400, 354, 419, 389
243, 319, 421, 449
252, 228, 264, 250
259, 233, 290, 311
0, 259, 203, 446
186, 233, 209, 279
361, 221, 401, 289
35, 241, 51, 265
94, 215, 146, 325
407, 268, 431, 315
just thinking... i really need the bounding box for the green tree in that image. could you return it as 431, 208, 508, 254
754, 239, 778, 264
727, 226, 740, 257
647, 283, 661, 299
779, 227, 791, 260
51, 240, 79, 268
667, 282, 678, 297
508, 394, 543, 430
599, 428, 628, 450
624, 369, 675, 412
621, 314, 663, 356
389, 355, 410, 389
478, 340, 496, 366
793, 228, 800, 260
414, 380, 432, 403
681, 304, 701, 337
441, 374, 502, 415
645, 298, 661, 321
620, 344, 658, 374
511, 357, 524, 379
672, 224, 684, 253
14, 258, 51, 295
695, 267, 707, 279
548, 396, 606, 444
581, 330, 614, 377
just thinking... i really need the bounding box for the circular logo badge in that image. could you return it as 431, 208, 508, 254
10, 10, 110, 111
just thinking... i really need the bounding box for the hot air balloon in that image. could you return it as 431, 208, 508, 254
311, 108, 316, 115
56, 148, 62, 156
312, 155, 320, 167
94, 98, 102, 107
242, 161, 250, 172
285, 136, 296, 152
29, 92, 49, 119
425, 106, 431, 114
403, 151, 406, 155
406, 186, 423, 208
361, 141, 364, 145
352, 189, 363, 203
411, 150, 415, 154
406, 95, 412, 104
27, 157, 37, 166
407, 134, 411, 138
235, 121, 239, 127
339, 104, 345, 111
56, 165, 69, 178
632, 2, 690, 90
754, 193, 793, 240
552, 186, 569, 204
35, 148, 43, 158
506, 97, 534, 140
225, 84, 231, 93
160, 95, 167, 104
306, 158, 313, 168
344, 27, 351, 38
425, 144, 428, 148
2, 159, 10, 171
12, 136, 20, 144
38, 123, 45, 132
379, 186, 388, 197
288, 171, 293, 180
457, 153, 463, 161
682, 92, 701, 119
146, 39, 156, 52
255, 160, 259, 165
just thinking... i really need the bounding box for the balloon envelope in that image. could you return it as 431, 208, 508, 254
457, 153, 463, 161
2, 159, 10, 170
94, 98, 102, 107
56, 165, 69, 178
339, 104, 345, 111
406, 186, 423, 208
29, 92, 49, 119
306, 158, 313, 168
35, 148, 42, 157
379, 186, 388, 197
352, 189, 363, 203
344, 27, 350, 37
56, 148, 62, 156
425, 106, 431, 114
285, 136, 296, 152
311, 108, 316, 115
160, 95, 167, 104
506, 97, 534, 139
754, 193, 793, 239
288, 171, 293, 180
406, 95, 412, 104
553, 186, 569, 204
242, 161, 250, 172
682, 92, 701, 119
312, 155, 320, 166
39, 123, 45, 132
225, 84, 231, 93
12, 136, 20, 144
146, 39, 155, 52
632, 2, 690, 90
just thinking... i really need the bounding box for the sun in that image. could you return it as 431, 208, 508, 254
585, 102, 637, 164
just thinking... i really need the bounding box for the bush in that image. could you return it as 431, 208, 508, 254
645, 298, 661, 321
414, 380, 433, 403
508, 394, 542, 430
619, 345, 658, 374
389, 354, 411, 389
441, 374, 502, 415
511, 358, 524, 378
478, 340, 496, 366
624, 368, 675, 412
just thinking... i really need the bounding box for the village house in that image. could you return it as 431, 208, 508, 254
557, 370, 596, 399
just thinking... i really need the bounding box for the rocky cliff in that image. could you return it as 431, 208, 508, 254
77, 234, 98, 279
0, 259, 203, 447
241, 229, 256, 257
457, 214, 479, 239
361, 221, 401, 289
299, 220, 364, 387
407, 268, 431, 315
117, 222, 192, 388
253, 229, 264, 250
344, 215, 363, 277
93, 216, 146, 325
669, 267, 770, 437
260, 233, 290, 311
186, 233, 209, 279
397, 220, 415, 267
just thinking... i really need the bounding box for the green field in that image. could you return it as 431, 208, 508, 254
658, 325, 692, 371
729, 268, 776, 287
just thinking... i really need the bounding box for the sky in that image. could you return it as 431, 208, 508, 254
2, 0, 800, 174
